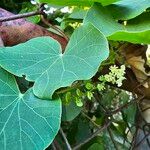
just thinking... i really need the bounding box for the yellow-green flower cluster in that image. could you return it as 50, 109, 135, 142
99, 65, 126, 88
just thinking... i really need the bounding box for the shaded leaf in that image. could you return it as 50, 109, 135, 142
62, 101, 82, 121
0, 23, 109, 99
84, 3, 150, 44
88, 143, 104, 150
0, 67, 61, 150
107, 0, 150, 20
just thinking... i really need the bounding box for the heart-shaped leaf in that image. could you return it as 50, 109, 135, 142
0, 67, 61, 150
84, 3, 150, 44
0, 23, 109, 99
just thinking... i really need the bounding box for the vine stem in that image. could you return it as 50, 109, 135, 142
60, 128, 72, 150
82, 112, 100, 128
0, 10, 44, 22
41, 16, 69, 42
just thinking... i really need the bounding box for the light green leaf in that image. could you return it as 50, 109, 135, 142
0, 23, 109, 99
39, 0, 120, 6
69, 8, 87, 19
0, 67, 61, 150
107, 0, 150, 20
84, 3, 150, 44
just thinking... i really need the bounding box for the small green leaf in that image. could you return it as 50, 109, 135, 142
0, 67, 61, 150
65, 92, 71, 103
87, 91, 93, 100
84, 3, 150, 44
75, 97, 83, 107
0, 23, 109, 99
76, 89, 82, 97
97, 83, 105, 91
85, 82, 94, 90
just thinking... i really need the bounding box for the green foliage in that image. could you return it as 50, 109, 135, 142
84, 3, 150, 44
0, 23, 109, 99
0, 67, 61, 150
0, 0, 149, 149
39, 0, 120, 6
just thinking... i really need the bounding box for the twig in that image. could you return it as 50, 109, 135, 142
0, 10, 44, 22
108, 95, 144, 116
82, 112, 100, 128
143, 124, 150, 147
134, 132, 150, 149
73, 119, 111, 150
52, 142, 57, 150
41, 16, 69, 42
142, 106, 150, 112
53, 140, 63, 150
60, 128, 72, 150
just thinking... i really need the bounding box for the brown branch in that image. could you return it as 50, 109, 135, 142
0, 10, 44, 22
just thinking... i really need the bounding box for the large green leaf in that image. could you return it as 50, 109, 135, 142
84, 3, 150, 44
39, 0, 120, 6
0, 23, 109, 99
0, 67, 61, 150
107, 0, 150, 20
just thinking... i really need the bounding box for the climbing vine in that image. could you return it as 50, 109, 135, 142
0, 0, 150, 149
